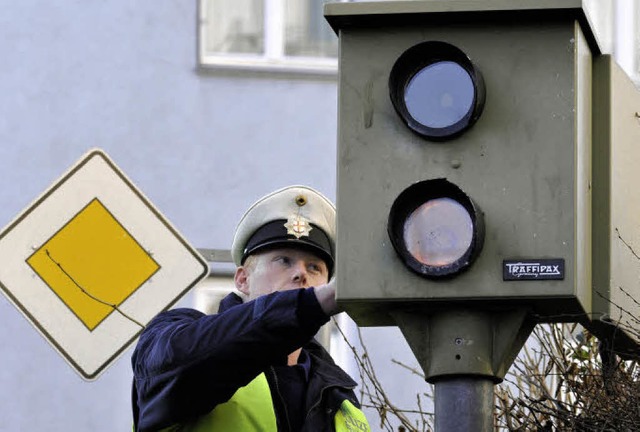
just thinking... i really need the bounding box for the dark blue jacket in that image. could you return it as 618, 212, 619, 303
131, 288, 361, 431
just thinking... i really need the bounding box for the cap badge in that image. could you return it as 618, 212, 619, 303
284, 213, 313, 239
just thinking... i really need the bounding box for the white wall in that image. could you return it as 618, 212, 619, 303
0, 2, 339, 430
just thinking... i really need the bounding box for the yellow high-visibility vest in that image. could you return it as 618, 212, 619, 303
159, 372, 370, 431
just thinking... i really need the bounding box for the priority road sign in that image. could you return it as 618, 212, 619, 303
0, 149, 209, 380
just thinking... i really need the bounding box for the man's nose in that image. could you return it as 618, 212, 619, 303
291, 262, 308, 284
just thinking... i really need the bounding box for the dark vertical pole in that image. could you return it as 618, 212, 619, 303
434, 377, 494, 432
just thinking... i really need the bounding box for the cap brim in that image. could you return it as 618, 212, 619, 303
243, 239, 334, 275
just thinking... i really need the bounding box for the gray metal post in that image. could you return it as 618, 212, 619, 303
393, 310, 533, 431
434, 377, 494, 432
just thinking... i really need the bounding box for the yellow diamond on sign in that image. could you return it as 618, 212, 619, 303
26, 198, 160, 331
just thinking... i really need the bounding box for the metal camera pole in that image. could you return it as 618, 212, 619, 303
434, 377, 494, 431
392, 308, 535, 431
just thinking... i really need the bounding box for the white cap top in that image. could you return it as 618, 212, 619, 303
231, 185, 336, 271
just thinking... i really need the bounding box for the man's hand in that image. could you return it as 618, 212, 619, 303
314, 278, 340, 316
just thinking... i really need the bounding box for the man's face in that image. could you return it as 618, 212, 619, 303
235, 247, 329, 301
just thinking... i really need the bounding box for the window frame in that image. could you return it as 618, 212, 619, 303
613, 0, 640, 85
198, 0, 339, 76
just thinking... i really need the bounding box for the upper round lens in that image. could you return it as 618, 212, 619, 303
402, 197, 473, 267
404, 61, 475, 129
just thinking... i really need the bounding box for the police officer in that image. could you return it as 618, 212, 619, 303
131, 185, 370, 432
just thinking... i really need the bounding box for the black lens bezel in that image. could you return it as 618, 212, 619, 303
389, 41, 486, 141
387, 179, 484, 278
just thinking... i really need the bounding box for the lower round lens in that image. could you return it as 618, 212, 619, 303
402, 197, 473, 267
404, 61, 474, 129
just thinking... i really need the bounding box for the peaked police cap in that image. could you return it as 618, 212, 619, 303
231, 186, 336, 275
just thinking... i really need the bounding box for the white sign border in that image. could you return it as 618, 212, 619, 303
0, 149, 209, 380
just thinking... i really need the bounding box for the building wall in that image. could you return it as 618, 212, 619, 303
0, 2, 341, 430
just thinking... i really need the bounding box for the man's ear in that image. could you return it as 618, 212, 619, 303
234, 266, 250, 296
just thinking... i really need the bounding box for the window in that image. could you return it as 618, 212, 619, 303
615, 0, 640, 85
590, 0, 640, 86
199, 0, 341, 75
620, 1, 640, 88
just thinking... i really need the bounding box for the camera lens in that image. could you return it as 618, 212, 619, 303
403, 197, 474, 267
404, 61, 475, 130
